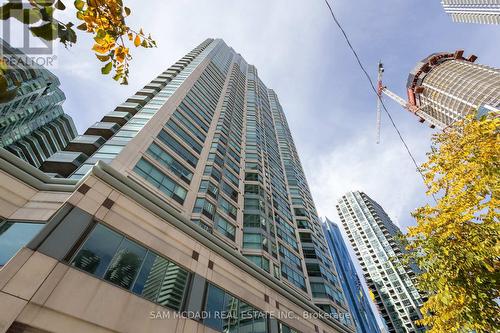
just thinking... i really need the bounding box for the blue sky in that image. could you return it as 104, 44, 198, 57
10, 0, 500, 231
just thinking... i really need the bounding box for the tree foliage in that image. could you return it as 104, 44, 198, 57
0, 58, 19, 102
406, 114, 500, 333
0, 0, 156, 87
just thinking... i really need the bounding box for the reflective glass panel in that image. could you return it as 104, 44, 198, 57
0, 221, 43, 265
71, 224, 123, 277
104, 238, 147, 289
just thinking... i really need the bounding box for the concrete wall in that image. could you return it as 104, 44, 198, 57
0, 168, 352, 333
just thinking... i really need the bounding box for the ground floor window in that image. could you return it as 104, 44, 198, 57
204, 283, 268, 333
70, 223, 190, 311
0, 221, 43, 265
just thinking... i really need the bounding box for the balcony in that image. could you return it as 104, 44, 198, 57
114, 102, 142, 115
65, 135, 106, 157
41, 151, 88, 177
101, 111, 132, 126
126, 94, 151, 106
143, 82, 164, 92
84, 122, 120, 139
135, 88, 157, 98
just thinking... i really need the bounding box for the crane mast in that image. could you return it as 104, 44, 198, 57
376, 62, 440, 143
376, 63, 383, 144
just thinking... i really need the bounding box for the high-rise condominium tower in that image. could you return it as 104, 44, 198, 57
336, 192, 426, 333
441, 0, 500, 24
406, 50, 500, 129
0, 39, 355, 333
0, 39, 78, 167
323, 218, 382, 333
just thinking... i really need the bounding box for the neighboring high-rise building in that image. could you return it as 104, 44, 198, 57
0, 38, 78, 168
441, 0, 500, 25
406, 50, 500, 129
336, 192, 426, 333
322, 217, 382, 333
0, 39, 355, 333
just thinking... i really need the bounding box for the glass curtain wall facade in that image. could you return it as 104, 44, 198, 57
322, 218, 382, 333
267, 90, 350, 322
441, 0, 500, 24
336, 192, 425, 333
0, 38, 77, 167
23, 38, 356, 333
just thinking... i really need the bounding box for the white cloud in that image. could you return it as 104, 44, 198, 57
306, 127, 433, 232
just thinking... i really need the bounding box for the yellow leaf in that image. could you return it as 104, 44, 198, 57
134, 35, 141, 47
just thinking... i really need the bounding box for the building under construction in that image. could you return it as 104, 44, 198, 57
441, 0, 500, 25
378, 50, 500, 131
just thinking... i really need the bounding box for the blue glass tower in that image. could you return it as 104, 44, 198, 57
323, 217, 382, 333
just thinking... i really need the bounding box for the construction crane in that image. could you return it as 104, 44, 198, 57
375, 63, 383, 144
376, 62, 437, 143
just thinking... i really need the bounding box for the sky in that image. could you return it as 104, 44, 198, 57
3, 2, 499, 328
6, 0, 500, 232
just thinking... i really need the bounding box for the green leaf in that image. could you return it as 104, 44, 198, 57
95, 54, 110, 62
29, 22, 58, 41
39, 6, 55, 21
34, 0, 56, 7
101, 62, 112, 75
0, 3, 13, 20
74, 0, 84, 11
54, 0, 66, 10
96, 29, 106, 39
76, 22, 87, 30
57, 22, 77, 46
0, 88, 18, 103
124, 6, 130, 16
0, 73, 18, 103
0, 73, 7, 92
10, 8, 42, 24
